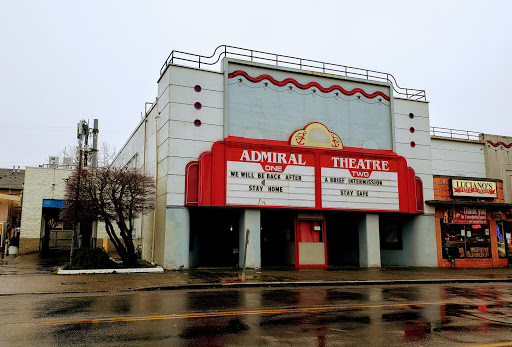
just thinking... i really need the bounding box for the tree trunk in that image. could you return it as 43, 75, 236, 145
117, 221, 137, 268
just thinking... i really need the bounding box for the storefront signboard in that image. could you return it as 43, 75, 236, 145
445, 207, 487, 224
226, 148, 316, 208
320, 154, 399, 210
450, 179, 497, 198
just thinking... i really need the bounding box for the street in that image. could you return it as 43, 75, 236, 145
1, 283, 512, 346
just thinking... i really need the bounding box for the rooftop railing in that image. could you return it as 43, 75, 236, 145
160, 45, 426, 101
430, 127, 482, 141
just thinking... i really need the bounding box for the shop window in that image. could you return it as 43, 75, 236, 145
505, 222, 512, 259
298, 221, 323, 242
380, 216, 402, 250
496, 222, 507, 258
441, 221, 491, 259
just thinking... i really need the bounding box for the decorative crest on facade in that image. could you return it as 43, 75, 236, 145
289, 122, 343, 149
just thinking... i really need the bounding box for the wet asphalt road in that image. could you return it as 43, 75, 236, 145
1, 283, 512, 346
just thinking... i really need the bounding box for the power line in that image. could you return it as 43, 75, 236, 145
0, 125, 128, 139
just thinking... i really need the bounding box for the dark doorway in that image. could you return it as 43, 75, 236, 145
40, 207, 73, 252
505, 221, 512, 263
189, 208, 239, 267
261, 210, 295, 267
325, 212, 360, 266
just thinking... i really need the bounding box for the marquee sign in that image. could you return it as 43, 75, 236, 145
450, 179, 497, 199
186, 123, 423, 213
226, 148, 316, 207
320, 154, 399, 210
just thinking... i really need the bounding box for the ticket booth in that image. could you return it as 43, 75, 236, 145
295, 215, 327, 268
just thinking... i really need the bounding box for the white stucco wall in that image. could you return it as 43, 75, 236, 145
383, 98, 437, 266
20, 167, 73, 239
111, 64, 225, 266
393, 99, 434, 204
431, 138, 486, 177
111, 105, 158, 261
483, 134, 512, 203
164, 65, 224, 206
20, 167, 108, 241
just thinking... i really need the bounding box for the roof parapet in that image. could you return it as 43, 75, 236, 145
160, 45, 426, 101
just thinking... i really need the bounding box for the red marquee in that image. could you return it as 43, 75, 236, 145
186, 136, 424, 214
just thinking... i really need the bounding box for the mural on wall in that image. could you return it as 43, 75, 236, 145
225, 61, 394, 150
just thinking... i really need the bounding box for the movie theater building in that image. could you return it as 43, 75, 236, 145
113, 46, 437, 269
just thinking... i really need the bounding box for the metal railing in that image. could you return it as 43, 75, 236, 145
160, 45, 426, 101
430, 127, 482, 141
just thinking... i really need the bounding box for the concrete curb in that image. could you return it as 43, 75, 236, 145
133, 277, 512, 292
1, 277, 512, 297
57, 267, 164, 275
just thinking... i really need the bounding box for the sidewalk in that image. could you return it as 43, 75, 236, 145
1, 252, 512, 296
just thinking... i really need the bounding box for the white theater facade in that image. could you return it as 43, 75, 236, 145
113, 46, 437, 269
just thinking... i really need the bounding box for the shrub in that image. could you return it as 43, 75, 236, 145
64, 247, 119, 270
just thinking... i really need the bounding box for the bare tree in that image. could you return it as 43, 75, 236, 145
98, 141, 117, 167
57, 142, 117, 167
61, 166, 155, 267
58, 145, 79, 165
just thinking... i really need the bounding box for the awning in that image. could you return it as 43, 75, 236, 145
425, 200, 512, 209
42, 199, 65, 208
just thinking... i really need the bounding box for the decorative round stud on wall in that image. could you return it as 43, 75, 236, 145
410, 127, 415, 133
194, 85, 202, 92
409, 113, 414, 119
193, 119, 202, 127
194, 102, 202, 110
410, 141, 416, 148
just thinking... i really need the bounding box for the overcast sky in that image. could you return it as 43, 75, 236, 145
1, 0, 511, 168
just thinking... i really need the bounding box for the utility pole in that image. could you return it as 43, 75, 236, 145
91, 119, 99, 167
70, 120, 88, 261
90, 119, 99, 248
83, 121, 90, 167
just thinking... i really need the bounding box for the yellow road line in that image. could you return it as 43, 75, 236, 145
463, 343, 512, 347
0, 300, 500, 327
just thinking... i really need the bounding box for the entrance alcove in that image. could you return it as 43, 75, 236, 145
325, 211, 360, 267
260, 210, 296, 267
188, 207, 240, 267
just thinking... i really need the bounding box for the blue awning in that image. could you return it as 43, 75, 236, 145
42, 199, 65, 208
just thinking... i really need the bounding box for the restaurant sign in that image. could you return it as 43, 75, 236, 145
450, 179, 497, 198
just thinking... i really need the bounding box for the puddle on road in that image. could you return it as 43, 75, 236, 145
61, 282, 86, 285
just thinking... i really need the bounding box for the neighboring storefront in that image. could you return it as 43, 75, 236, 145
19, 167, 110, 254
428, 176, 512, 268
